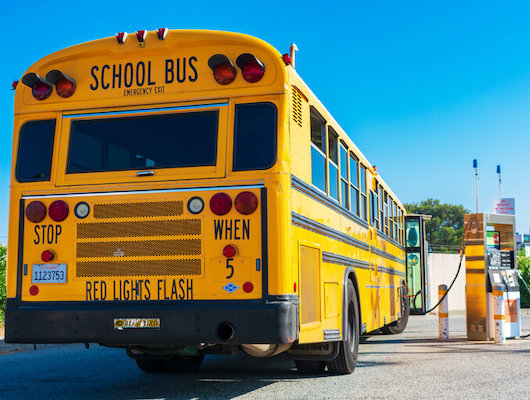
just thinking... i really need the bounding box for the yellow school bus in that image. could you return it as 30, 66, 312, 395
5, 29, 407, 374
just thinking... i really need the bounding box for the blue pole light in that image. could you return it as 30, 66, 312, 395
473, 159, 478, 168
497, 165, 501, 174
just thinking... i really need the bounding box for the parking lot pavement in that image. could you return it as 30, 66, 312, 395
0, 314, 529, 400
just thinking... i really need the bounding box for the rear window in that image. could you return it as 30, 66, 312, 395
233, 103, 277, 171
16, 120, 56, 182
67, 111, 218, 173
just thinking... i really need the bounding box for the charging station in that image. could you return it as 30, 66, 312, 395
405, 214, 430, 314
464, 213, 521, 340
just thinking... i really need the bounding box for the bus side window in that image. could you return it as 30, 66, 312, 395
378, 185, 384, 231
327, 127, 339, 202
370, 179, 379, 229
310, 109, 327, 193
339, 142, 348, 209
16, 120, 56, 182
349, 153, 359, 216
359, 165, 367, 221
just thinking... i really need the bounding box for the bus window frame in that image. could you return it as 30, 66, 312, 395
12, 112, 62, 187
55, 102, 229, 186
229, 97, 280, 174
309, 107, 327, 195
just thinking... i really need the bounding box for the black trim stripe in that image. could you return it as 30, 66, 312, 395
322, 251, 369, 270
292, 212, 369, 251
291, 175, 405, 252
378, 266, 406, 277
323, 251, 405, 277
261, 188, 269, 299
466, 255, 485, 262
16, 199, 25, 300
371, 247, 406, 265
377, 231, 405, 251
291, 175, 369, 229
293, 212, 405, 266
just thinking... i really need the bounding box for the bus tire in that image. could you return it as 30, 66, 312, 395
382, 287, 410, 334
135, 359, 168, 373
166, 355, 204, 373
327, 280, 359, 375
295, 360, 326, 375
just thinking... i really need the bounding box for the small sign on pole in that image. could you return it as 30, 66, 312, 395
493, 198, 515, 215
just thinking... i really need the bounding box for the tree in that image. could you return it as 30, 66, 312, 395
518, 248, 530, 308
404, 199, 469, 253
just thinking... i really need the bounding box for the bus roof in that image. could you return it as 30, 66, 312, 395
14, 30, 287, 114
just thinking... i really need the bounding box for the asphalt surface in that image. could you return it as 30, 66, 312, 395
1, 314, 529, 400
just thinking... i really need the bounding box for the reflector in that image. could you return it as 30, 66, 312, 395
223, 244, 237, 258
243, 282, 254, 293
41, 250, 55, 262
29, 285, 39, 296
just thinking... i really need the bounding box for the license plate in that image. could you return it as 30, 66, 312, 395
32, 263, 67, 283
114, 318, 160, 330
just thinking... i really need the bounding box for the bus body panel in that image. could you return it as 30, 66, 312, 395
7, 30, 406, 350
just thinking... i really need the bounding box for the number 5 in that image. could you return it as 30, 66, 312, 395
226, 258, 234, 279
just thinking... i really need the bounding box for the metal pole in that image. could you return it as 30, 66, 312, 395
289, 43, 298, 69
438, 284, 449, 340
473, 159, 478, 213
493, 284, 505, 344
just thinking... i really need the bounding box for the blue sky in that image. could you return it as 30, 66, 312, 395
2, 0, 530, 243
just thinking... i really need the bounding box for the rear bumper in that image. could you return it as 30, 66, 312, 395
5, 296, 299, 345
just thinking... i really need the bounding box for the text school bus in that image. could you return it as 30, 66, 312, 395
6, 29, 408, 374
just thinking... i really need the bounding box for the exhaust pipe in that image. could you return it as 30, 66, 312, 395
217, 322, 235, 342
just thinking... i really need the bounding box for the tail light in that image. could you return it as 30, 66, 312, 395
26, 201, 47, 223
136, 30, 147, 42
208, 54, 236, 85
223, 244, 237, 258
49, 200, 69, 222
41, 250, 55, 262
235, 192, 258, 215
157, 28, 168, 40
236, 53, 265, 83
46, 70, 76, 98
210, 193, 232, 216
21, 73, 53, 100
116, 32, 128, 44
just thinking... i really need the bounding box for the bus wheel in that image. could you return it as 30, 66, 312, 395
295, 360, 326, 375
382, 287, 410, 334
135, 359, 168, 373
166, 355, 204, 373
327, 280, 359, 375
